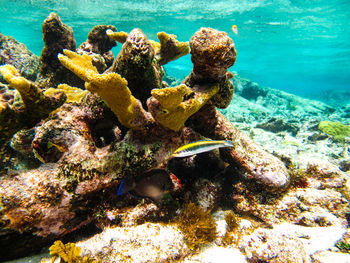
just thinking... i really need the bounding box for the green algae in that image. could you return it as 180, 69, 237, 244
318, 121, 350, 142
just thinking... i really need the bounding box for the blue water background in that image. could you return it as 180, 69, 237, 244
0, 0, 349, 101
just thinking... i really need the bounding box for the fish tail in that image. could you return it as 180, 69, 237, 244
224, 140, 234, 147
118, 175, 132, 195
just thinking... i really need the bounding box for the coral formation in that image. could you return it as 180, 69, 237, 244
155, 31, 190, 65
44, 84, 88, 104
149, 83, 219, 131
36, 12, 82, 89
189, 27, 236, 81
58, 49, 151, 129
184, 27, 236, 109
77, 25, 117, 73
109, 28, 163, 105
106, 29, 128, 44
0, 64, 66, 144
49, 240, 99, 263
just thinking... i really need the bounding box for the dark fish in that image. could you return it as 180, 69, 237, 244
117, 168, 177, 200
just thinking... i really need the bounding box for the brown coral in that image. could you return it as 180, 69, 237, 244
175, 202, 217, 250
110, 28, 163, 105
190, 27, 236, 81
36, 12, 83, 89
77, 25, 117, 72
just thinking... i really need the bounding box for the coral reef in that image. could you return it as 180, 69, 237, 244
58, 49, 151, 129
188, 103, 290, 191
0, 22, 300, 262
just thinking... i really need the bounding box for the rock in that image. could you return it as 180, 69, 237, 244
240, 81, 268, 101
233, 182, 348, 226
240, 228, 311, 263
311, 251, 350, 263
0, 33, 41, 81
184, 245, 247, 263
340, 159, 350, 172
256, 117, 300, 136
75, 223, 188, 262
239, 223, 347, 263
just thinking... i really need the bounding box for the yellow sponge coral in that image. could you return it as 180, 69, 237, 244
58, 49, 148, 129
151, 84, 219, 131
106, 29, 129, 43
155, 32, 190, 65
44, 84, 88, 104
0, 64, 44, 106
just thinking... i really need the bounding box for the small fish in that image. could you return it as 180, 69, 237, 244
117, 168, 177, 201
47, 141, 68, 152
172, 140, 234, 158
232, 25, 238, 35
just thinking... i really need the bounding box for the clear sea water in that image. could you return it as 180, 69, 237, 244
0, 0, 349, 101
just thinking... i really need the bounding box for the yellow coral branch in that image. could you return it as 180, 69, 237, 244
58, 50, 146, 128
58, 50, 98, 82
0, 64, 44, 105
106, 29, 128, 43
155, 32, 190, 65
151, 84, 219, 131
44, 84, 88, 104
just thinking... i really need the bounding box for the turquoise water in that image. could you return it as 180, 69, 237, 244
1, 0, 349, 100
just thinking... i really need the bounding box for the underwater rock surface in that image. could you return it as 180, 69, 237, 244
0, 33, 41, 82
0, 12, 349, 263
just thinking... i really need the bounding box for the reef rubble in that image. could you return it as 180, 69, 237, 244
0, 12, 349, 263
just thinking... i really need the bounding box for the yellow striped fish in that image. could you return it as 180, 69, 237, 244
172, 140, 234, 158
